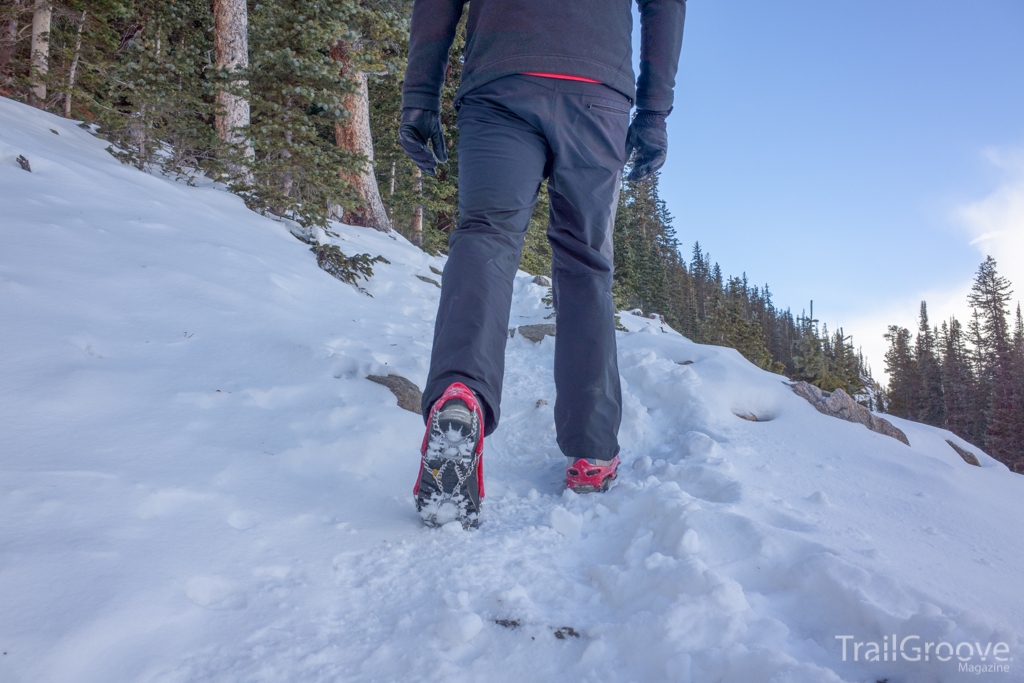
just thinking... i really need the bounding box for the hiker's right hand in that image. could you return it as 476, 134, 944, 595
399, 108, 448, 176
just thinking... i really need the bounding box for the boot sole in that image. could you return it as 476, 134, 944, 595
416, 459, 481, 528
568, 472, 616, 494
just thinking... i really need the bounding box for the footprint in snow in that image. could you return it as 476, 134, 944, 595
183, 576, 246, 610
683, 430, 725, 461
436, 610, 483, 644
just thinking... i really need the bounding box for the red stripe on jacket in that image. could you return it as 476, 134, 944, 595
520, 72, 602, 84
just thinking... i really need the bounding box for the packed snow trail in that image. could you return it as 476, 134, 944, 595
2, 97, 1022, 683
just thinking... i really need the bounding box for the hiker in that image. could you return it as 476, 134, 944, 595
401, 0, 686, 527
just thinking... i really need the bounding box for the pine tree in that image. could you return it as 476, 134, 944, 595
702, 277, 772, 369
689, 242, 710, 322
966, 256, 1015, 458
1007, 306, 1024, 472
0, 1, 25, 86
826, 327, 864, 395
883, 324, 917, 419
369, 6, 460, 253
965, 308, 991, 444
46, 1, 123, 121
793, 306, 829, 387
243, 0, 365, 227
939, 316, 976, 441
915, 301, 945, 426
2, 1, 129, 120
97, 0, 220, 176
613, 175, 673, 316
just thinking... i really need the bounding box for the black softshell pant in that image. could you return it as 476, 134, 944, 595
422, 75, 629, 461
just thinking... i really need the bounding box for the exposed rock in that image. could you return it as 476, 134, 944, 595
429, 265, 443, 276
416, 274, 441, 288
367, 374, 422, 414
790, 381, 910, 445
17, 155, 31, 172
532, 275, 551, 286
536, 399, 548, 407
946, 439, 981, 467
790, 381, 823, 405
516, 323, 557, 343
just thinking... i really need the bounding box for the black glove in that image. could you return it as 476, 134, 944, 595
624, 109, 670, 181
399, 108, 448, 176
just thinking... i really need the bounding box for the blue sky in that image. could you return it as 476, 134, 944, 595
646, 0, 1024, 377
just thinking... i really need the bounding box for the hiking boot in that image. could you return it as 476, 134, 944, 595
566, 455, 620, 493
414, 382, 485, 528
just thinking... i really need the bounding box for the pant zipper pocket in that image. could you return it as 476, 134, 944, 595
588, 103, 629, 115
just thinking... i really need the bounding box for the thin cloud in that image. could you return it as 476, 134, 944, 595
957, 146, 1024, 303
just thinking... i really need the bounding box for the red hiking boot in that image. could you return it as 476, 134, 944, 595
566, 455, 620, 493
414, 382, 485, 528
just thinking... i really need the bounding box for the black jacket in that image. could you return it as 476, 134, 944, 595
401, 0, 686, 113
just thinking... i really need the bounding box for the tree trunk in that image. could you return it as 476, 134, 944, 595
412, 166, 423, 248
281, 128, 293, 200
330, 44, 391, 232
213, 0, 253, 177
29, 0, 49, 105
63, 9, 86, 117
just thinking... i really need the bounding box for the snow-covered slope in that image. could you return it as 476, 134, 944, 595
2, 97, 1022, 683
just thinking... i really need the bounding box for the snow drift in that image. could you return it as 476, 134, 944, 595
2, 97, 1022, 683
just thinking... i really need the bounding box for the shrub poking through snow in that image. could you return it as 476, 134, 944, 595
311, 244, 389, 294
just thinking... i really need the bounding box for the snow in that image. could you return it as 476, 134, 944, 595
2, 96, 1023, 682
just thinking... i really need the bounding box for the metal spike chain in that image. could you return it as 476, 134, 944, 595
422, 402, 480, 518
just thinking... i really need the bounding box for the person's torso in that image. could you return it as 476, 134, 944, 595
457, 0, 637, 103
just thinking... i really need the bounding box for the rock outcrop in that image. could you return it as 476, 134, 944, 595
515, 324, 557, 343
790, 381, 909, 445
415, 275, 440, 288
945, 439, 981, 466
367, 374, 423, 414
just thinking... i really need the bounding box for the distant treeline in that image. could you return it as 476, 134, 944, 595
883, 258, 1024, 472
